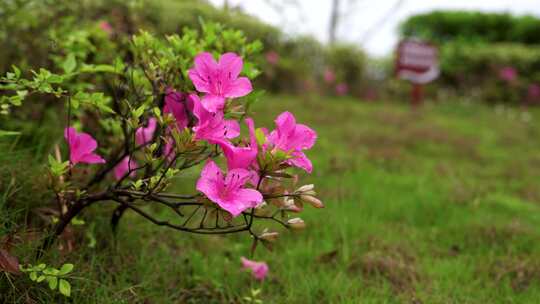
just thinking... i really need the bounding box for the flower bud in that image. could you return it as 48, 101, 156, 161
301, 195, 324, 208
282, 197, 302, 212
259, 231, 279, 242
287, 218, 306, 230
296, 184, 314, 193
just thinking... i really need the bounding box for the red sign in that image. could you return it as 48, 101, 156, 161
395, 40, 439, 84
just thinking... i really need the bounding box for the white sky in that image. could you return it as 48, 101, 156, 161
208, 0, 540, 57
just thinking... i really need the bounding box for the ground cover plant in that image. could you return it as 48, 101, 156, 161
3, 93, 540, 302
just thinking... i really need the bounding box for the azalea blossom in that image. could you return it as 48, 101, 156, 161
499, 66, 518, 83
216, 118, 258, 170
114, 156, 137, 180
324, 68, 336, 84
135, 117, 157, 146
528, 83, 540, 100
336, 83, 348, 96
240, 257, 268, 281
99, 21, 113, 35
192, 94, 240, 143
196, 160, 263, 217
163, 89, 191, 131
267, 112, 317, 173
188, 52, 252, 112
64, 127, 106, 165
265, 51, 279, 65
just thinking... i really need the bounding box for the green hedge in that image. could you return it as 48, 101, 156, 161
401, 11, 540, 45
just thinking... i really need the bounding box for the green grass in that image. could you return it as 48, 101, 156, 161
2, 95, 540, 303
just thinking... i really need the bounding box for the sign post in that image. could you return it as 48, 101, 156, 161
395, 39, 439, 107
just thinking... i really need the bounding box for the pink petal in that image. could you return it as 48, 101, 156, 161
217, 140, 256, 170
224, 77, 252, 98
114, 156, 136, 180
188, 52, 218, 93
164, 90, 189, 130
200, 94, 226, 113
64, 127, 77, 147
275, 112, 296, 135
196, 160, 223, 203
233, 188, 263, 208
135, 118, 157, 146
245, 118, 257, 148
77, 133, 98, 154
223, 120, 240, 139
188, 69, 211, 93
287, 151, 313, 173
218, 52, 243, 80
290, 124, 317, 150
78, 153, 106, 164
241, 257, 269, 281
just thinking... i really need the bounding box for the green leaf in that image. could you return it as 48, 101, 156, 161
12, 65, 21, 78
59, 279, 71, 297
29, 271, 37, 281
62, 54, 77, 74
59, 263, 74, 275
36, 275, 46, 282
47, 276, 58, 290
0, 130, 21, 137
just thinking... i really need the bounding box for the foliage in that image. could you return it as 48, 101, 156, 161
401, 10, 540, 45
19, 263, 74, 297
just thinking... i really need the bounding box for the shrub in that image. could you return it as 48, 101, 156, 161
0, 22, 324, 299
400, 11, 540, 45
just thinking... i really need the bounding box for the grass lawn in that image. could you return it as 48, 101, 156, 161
2, 95, 540, 303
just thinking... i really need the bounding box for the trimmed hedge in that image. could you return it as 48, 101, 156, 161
401, 11, 540, 45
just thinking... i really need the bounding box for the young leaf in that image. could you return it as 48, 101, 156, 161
59, 279, 71, 297
47, 276, 58, 290
59, 263, 74, 275
62, 54, 77, 74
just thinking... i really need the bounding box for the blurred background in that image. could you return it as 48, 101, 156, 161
2, 0, 540, 303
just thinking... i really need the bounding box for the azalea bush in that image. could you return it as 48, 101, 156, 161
0, 22, 322, 282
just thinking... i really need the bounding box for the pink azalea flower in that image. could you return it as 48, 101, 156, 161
163, 89, 191, 131
499, 66, 518, 83
191, 94, 240, 143
114, 156, 137, 180
216, 118, 258, 170
196, 160, 263, 217
336, 83, 348, 96
188, 52, 252, 112
265, 51, 279, 65
64, 127, 106, 165
267, 112, 317, 173
240, 257, 268, 281
99, 21, 113, 35
135, 118, 157, 146
324, 68, 336, 84
528, 83, 540, 99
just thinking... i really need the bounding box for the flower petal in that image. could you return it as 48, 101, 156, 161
224, 77, 252, 98
78, 153, 106, 164
287, 151, 313, 173
219, 52, 243, 80
200, 94, 225, 113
